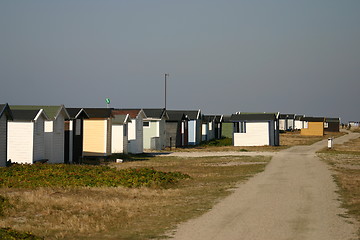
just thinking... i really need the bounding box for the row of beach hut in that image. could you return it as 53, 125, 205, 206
0, 104, 341, 166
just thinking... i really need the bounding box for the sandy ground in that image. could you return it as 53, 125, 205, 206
167, 132, 360, 240
156, 151, 277, 158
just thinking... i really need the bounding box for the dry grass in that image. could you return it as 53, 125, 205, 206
0, 155, 270, 240
280, 130, 346, 146
318, 136, 360, 237
351, 127, 360, 133
171, 145, 286, 152
166, 131, 346, 153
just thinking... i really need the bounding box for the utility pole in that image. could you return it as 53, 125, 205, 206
165, 73, 169, 109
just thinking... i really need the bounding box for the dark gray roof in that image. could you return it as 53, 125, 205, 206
295, 115, 305, 120
202, 115, 216, 123
83, 108, 113, 118
166, 110, 190, 121
203, 115, 223, 123
230, 113, 278, 121
142, 108, 167, 119
302, 117, 325, 122
66, 108, 89, 120
180, 110, 201, 120
325, 117, 340, 123
0, 103, 13, 120
112, 114, 131, 124
11, 109, 43, 121
163, 109, 200, 120
222, 115, 232, 123
279, 114, 295, 119
11, 105, 69, 120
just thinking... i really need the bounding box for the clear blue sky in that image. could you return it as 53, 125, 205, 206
1, 0, 359, 122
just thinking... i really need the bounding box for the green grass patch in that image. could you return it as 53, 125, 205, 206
0, 164, 189, 189
197, 138, 232, 147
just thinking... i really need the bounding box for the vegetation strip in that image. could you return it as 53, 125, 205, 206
318, 134, 360, 237
0, 227, 43, 240
0, 164, 190, 189
0, 155, 269, 239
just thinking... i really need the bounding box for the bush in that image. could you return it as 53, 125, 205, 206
198, 138, 232, 147
0, 228, 43, 240
0, 164, 190, 189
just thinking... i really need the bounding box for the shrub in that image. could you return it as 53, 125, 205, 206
0, 164, 190, 189
198, 138, 232, 147
0, 227, 43, 240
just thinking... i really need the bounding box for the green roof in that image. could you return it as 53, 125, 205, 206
10, 105, 69, 120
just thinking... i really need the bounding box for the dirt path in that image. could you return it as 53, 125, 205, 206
169, 132, 360, 240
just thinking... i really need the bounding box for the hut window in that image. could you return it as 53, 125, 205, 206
143, 121, 150, 127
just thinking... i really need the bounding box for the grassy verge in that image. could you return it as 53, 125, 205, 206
0, 227, 42, 240
350, 127, 360, 133
318, 136, 360, 237
0, 155, 270, 239
167, 131, 345, 152
0, 164, 188, 189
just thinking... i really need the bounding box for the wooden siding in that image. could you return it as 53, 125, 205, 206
143, 120, 158, 149
288, 119, 295, 130
7, 122, 34, 164
166, 122, 178, 148
301, 122, 324, 136
112, 125, 126, 153
294, 120, 304, 129
215, 123, 222, 139
44, 121, 53, 162
188, 120, 202, 145
159, 119, 166, 150
51, 115, 65, 163
166, 121, 188, 148
326, 122, 340, 132
83, 119, 107, 156
73, 119, 84, 162
128, 116, 143, 154
279, 119, 286, 131
233, 122, 270, 146
188, 120, 197, 145
196, 120, 202, 144
64, 120, 73, 164
201, 123, 208, 141
64, 119, 84, 164
0, 116, 7, 166
143, 120, 166, 150
33, 119, 46, 162
106, 118, 112, 155
208, 122, 215, 141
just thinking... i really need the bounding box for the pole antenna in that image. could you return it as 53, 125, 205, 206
165, 73, 169, 109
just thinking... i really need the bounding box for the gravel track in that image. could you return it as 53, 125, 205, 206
168, 132, 360, 240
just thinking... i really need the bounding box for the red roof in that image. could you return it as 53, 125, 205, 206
112, 109, 141, 119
